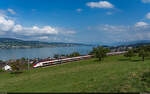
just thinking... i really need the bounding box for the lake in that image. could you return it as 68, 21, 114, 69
0, 46, 94, 61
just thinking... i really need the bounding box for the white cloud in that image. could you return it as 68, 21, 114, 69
99, 24, 129, 32
13, 24, 22, 32
86, 1, 114, 8
0, 15, 75, 37
94, 22, 150, 43
106, 12, 113, 15
7, 8, 16, 15
39, 36, 49, 40
146, 12, 150, 19
142, 0, 150, 3
135, 22, 148, 27
12, 25, 58, 36
55, 27, 76, 35
0, 16, 14, 31
32, 9, 37, 12
63, 30, 76, 34
99, 22, 150, 33
76, 8, 82, 12
0, 9, 7, 17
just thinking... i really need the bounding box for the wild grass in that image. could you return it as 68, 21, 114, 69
0, 55, 150, 93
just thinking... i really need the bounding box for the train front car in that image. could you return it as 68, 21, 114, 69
33, 62, 43, 68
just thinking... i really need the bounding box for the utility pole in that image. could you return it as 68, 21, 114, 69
28, 58, 30, 70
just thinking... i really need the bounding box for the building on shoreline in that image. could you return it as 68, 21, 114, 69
2, 65, 12, 71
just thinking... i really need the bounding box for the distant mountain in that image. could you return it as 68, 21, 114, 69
0, 38, 92, 49
110, 40, 150, 47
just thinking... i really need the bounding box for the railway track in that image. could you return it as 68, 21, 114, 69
33, 51, 127, 68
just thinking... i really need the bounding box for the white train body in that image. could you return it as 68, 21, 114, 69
33, 55, 93, 68
33, 51, 127, 68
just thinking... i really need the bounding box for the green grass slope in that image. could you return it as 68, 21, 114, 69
0, 55, 150, 93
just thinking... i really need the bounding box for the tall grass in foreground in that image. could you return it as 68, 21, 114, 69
0, 55, 150, 92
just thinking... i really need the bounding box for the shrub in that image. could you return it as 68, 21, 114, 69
0, 69, 4, 73
54, 54, 60, 59
124, 49, 135, 59
69, 52, 80, 57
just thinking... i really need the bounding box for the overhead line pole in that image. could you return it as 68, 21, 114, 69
28, 58, 30, 70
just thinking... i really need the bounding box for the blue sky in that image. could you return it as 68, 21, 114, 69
1, 0, 150, 45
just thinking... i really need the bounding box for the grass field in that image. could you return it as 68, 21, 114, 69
0, 55, 150, 93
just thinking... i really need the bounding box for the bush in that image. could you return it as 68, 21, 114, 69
124, 49, 135, 59
69, 52, 80, 57
0, 69, 4, 73
10, 60, 26, 72
54, 54, 60, 59
141, 71, 150, 87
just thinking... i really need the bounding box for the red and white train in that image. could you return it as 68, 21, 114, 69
33, 55, 93, 68
33, 51, 127, 68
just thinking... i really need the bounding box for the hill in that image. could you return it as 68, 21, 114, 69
110, 40, 150, 47
0, 55, 150, 92
0, 38, 92, 49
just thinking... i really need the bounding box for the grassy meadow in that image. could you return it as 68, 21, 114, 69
0, 55, 150, 92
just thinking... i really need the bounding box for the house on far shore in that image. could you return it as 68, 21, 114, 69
2, 65, 12, 71
106, 51, 127, 56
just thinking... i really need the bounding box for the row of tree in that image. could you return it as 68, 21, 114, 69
124, 46, 150, 61
53, 52, 80, 59
90, 45, 150, 62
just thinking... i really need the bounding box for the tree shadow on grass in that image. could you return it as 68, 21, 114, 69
93, 58, 99, 62
10, 71, 23, 75
93, 59, 105, 63
145, 57, 150, 60
131, 59, 141, 62
118, 58, 141, 62
141, 71, 150, 91
118, 58, 129, 62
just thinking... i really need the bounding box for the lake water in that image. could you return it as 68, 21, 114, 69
0, 46, 94, 61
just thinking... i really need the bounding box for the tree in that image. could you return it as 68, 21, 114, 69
60, 54, 65, 57
69, 52, 80, 57
54, 54, 60, 59
124, 49, 135, 59
21, 57, 26, 61
92, 46, 110, 61
138, 49, 149, 61
89, 47, 97, 55
10, 60, 22, 72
